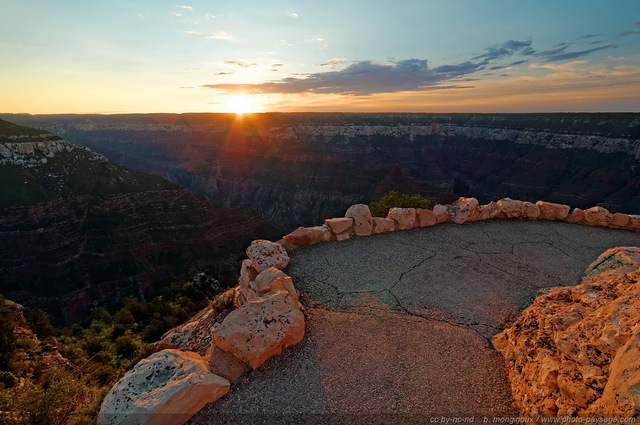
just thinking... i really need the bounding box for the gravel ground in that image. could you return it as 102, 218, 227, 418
189, 220, 640, 424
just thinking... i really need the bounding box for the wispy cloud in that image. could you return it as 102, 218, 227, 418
169, 12, 184, 17
472, 40, 534, 63
224, 60, 257, 68
185, 30, 202, 35
317, 57, 348, 69
216, 72, 234, 75
576, 34, 602, 40
618, 21, 640, 37
178, 5, 194, 11
538, 44, 618, 62
183, 66, 201, 72
207, 31, 234, 40
289, 12, 299, 18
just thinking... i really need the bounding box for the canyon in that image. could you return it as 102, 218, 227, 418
4, 112, 639, 231
0, 119, 279, 324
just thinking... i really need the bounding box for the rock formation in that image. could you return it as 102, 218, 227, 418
494, 247, 640, 417
5, 112, 639, 231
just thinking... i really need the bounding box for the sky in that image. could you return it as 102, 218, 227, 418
1, 0, 639, 114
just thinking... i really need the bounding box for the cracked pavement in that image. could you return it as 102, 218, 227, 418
190, 221, 639, 424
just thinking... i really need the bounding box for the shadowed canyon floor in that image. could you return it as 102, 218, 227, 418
189, 221, 640, 424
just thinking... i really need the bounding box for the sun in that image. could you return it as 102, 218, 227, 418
226, 94, 255, 114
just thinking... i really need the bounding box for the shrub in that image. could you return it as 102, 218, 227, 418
369, 190, 436, 217
28, 309, 56, 339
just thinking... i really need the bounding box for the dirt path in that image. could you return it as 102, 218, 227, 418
189, 221, 640, 424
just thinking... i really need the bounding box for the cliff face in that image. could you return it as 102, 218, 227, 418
0, 119, 279, 324
4, 113, 640, 231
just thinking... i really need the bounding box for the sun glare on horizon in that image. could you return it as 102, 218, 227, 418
226, 94, 256, 114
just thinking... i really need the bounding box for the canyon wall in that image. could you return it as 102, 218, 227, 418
5, 113, 638, 231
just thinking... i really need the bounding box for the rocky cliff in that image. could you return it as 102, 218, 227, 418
3, 113, 639, 231
0, 119, 279, 324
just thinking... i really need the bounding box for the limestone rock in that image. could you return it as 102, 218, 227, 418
246, 240, 290, 272
212, 290, 305, 369
324, 217, 354, 235
255, 267, 287, 293
415, 208, 437, 227
564, 208, 585, 224
345, 204, 374, 236
256, 275, 298, 303
497, 198, 525, 218
98, 349, 230, 425
477, 202, 502, 220
276, 238, 298, 253
583, 206, 613, 227
611, 212, 631, 228
372, 217, 395, 234
449, 197, 480, 224
283, 226, 325, 246
536, 201, 570, 220
208, 346, 249, 383
433, 204, 451, 223
312, 225, 336, 242
523, 201, 540, 219
630, 215, 640, 230
233, 286, 258, 308
387, 207, 416, 230
494, 247, 640, 418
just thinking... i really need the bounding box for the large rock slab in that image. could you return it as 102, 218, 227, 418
497, 198, 526, 218
415, 208, 437, 227
432, 204, 451, 223
283, 227, 326, 246
246, 240, 290, 272
324, 217, 354, 235
98, 349, 230, 425
584, 206, 613, 227
212, 290, 305, 369
372, 217, 395, 234
345, 204, 373, 236
494, 246, 640, 417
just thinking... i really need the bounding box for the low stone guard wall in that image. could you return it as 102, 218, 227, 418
98, 197, 639, 425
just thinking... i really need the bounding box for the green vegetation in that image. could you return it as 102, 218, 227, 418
369, 190, 436, 217
0, 273, 228, 424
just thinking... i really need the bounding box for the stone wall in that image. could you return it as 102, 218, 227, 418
98, 197, 639, 424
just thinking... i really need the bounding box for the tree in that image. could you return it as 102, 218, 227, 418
28, 309, 56, 339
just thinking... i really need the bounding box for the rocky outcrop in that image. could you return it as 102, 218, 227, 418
493, 247, 640, 417
7, 113, 639, 231
97, 349, 230, 425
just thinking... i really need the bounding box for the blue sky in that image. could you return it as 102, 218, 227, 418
1, 0, 639, 113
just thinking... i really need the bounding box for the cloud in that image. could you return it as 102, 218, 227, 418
473, 40, 534, 63
203, 58, 477, 95
207, 31, 234, 40
178, 5, 194, 11
216, 72, 234, 75
539, 44, 618, 62
185, 30, 202, 35
169, 12, 184, 17
271, 63, 286, 67
204, 13, 216, 19
317, 57, 348, 68
290, 12, 299, 18
223, 61, 257, 68
183, 66, 201, 71
617, 21, 640, 37
576, 34, 602, 40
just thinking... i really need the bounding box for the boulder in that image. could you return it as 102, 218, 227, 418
255, 267, 287, 293
449, 197, 480, 224
477, 202, 502, 220
345, 204, 374, 236
611, 212, 631, 228
432, 204, 451, 223
387, 207, 416, 230
583, 206, 613, 227
324, 217, 354, 235
98, 349, 230, 425
246, 240, 290, 272
283, 226, 325, 246
497, 198, 525, 218
208, 346, 249, 383
415, 208, 437, 227
536, 201, 570, 220
275, 238, 298, 252
312, 225, 336, 242
256, 276, 298, 303
234, 286, 258, 308
212, 290, 304, 369
523, 202, 540, 219
372, 217, 395, 234
630, 214, 640, 230
564, 208, 585, 224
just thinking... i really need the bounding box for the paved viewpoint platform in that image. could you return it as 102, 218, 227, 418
190, 221, 640, 424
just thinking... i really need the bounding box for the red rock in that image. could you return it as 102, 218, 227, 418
311, 225, 335, 242
583, 206, 613, 227
387, 207, 416, 230
246, 240, 290, 272
208, 346, 249, 382
283, 226, 325, 246
630, 214, 640, 230
523, 202, 540, 219
372, 217, 395, 234
276, 238, 298, 252
477, 202, 501, 220
234, 286, 258, 308
325, 217, 354, 235
415, 208, 437, 227
345, 204, 374, 236
536, 201, 570, 220
563, 208, 585, 224
610, 212, 630, 228
449, 197, 480, 224
497, 198, 525, 218
432, 204, 451, 223
238, 259, 258, 290
255, 267, 287, 293
212, 290, 305, 369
